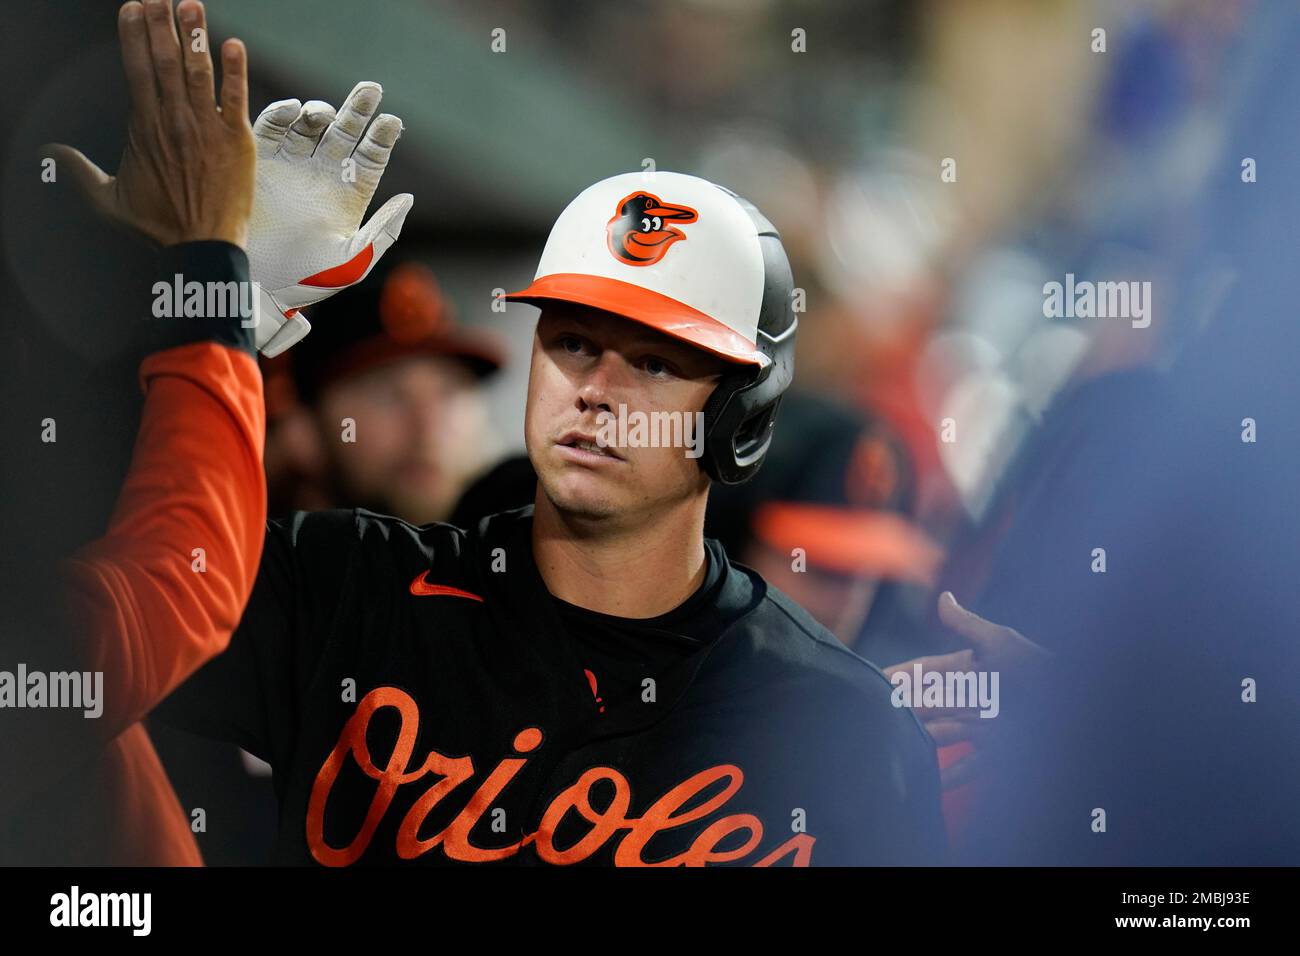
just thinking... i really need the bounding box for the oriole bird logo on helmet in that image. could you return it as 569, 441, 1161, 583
606, 191, 699, 265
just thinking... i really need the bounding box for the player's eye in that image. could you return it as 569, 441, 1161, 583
557, 333, 588, 355
641, 355, 675, 378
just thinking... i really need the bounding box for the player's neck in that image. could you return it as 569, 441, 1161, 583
531, 492, 709, 619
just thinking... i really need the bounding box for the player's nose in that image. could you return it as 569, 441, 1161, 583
407, 397, 444, 443
574, 350, 626, 415
575, 382, 612, 415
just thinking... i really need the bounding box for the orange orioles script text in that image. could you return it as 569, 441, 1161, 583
307, 686, 816, 866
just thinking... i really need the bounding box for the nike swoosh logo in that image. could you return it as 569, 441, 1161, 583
409, 572, 484, 602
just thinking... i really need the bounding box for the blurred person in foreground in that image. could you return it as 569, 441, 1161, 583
1, 2, 265, 865
949, 6, 1300, 865
6, 0, 412, 863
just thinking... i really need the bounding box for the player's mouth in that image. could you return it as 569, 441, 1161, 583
555, 430, 625, 463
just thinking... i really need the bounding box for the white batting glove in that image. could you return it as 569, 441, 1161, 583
246, 81, 414, 356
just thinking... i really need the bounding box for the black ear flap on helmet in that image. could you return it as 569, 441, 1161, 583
700, 194, 798, 485
701, 324, 794, 484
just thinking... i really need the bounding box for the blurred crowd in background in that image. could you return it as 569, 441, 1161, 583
3, 0, 1298, 865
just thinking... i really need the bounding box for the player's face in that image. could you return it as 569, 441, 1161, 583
317, 354, 490, 525
525, 304, 728, 522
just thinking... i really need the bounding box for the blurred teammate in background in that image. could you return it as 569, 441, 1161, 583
277, 255, 505, 525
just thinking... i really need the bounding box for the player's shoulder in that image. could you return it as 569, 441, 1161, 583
742, 572, 916, 720
711, 571, 937, 771
268, 506, 461, 548
265, 506, 482, 578
270, 503, 537, 573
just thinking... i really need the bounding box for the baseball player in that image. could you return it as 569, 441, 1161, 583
53, 0, 944, 866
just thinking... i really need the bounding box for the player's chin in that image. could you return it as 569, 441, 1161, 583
542, 468, 626, 519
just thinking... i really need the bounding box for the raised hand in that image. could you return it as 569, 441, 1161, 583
884, 592, 1051, 789
245, 82, 414, 356
45, 0, 256, 249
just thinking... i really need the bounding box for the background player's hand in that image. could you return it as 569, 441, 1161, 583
244, 81, 414, 356
44, 0, 255, 249
883, 591, 1051, 789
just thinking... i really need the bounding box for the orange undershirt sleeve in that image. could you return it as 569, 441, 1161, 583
61, 341, 266, 742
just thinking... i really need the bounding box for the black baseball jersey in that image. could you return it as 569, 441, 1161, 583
154, 504, 946, 866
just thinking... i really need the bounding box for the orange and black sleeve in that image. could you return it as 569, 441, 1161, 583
0, 242, 271, 863
60, 241, 267, 741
